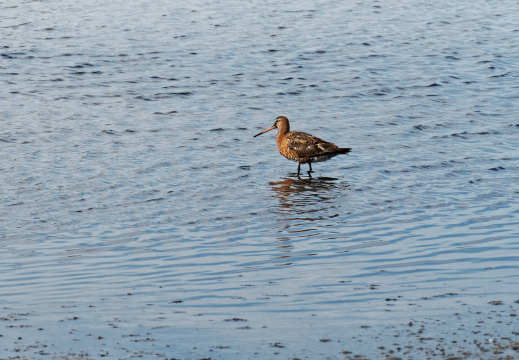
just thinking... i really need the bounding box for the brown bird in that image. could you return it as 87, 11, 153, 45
254, 116, 351, 175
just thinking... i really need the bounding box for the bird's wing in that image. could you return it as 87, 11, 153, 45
285, 132, 340, 158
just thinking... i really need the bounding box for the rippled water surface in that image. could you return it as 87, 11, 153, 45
2, 0, 519, 359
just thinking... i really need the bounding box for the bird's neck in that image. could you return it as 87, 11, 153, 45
276, 124, 289, 141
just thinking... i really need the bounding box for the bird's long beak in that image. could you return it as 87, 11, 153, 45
254, 124, 276, 138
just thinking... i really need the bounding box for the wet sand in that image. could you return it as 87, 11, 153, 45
3, 296, 519, 359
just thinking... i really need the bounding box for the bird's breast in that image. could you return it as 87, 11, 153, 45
277, 139, 300, 162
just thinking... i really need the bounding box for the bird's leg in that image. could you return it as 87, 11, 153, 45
297, 163, 301, 175
308, 162, 313, 173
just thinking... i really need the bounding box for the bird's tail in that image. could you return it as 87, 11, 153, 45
308, 148, 352, 160
337, 148, 352, 154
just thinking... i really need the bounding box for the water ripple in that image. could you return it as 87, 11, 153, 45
2, 0, 519, 358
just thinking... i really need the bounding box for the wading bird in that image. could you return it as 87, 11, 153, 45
254, 116, 351, 175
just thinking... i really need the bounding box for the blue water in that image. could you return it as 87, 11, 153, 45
1, 0, 519, 359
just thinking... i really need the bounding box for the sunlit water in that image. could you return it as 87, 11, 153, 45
1, 0, 519, 359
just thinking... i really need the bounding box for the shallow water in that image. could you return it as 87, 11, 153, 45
2, 0, 519, 359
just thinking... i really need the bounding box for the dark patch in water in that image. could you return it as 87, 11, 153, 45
146, 198, 164, 202
153, 92, 193, 98
135, 95, 153, 101
154, 110, 178, 115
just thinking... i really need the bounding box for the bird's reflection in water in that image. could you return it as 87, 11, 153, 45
269, 174, 350, 266
270, 173, 349, 217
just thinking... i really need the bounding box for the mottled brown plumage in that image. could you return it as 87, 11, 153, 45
254, 116, 351, 174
